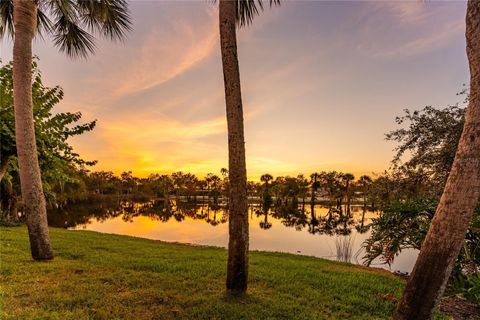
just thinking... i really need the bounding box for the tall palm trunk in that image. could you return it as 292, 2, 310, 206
13, 0, 53, 260
394, 2, 480, 318
219, 0, 249, 294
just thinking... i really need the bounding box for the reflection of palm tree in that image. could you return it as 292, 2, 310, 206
310, 203, 318, 226
211, 210, 220, 226
343, 217, 351, 235
307, 204, 320, 234
205, 205, 225, 226
355, 208, 369, 234
259, 208, 272, 230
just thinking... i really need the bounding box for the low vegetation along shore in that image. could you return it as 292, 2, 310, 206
0, 227, 449, 320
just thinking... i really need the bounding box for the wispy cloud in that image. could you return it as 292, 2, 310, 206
355, 1, 466, 59
87, 8, 218, 99
103, 113, 226, 143
370, 1, 429, 24
373, 20, 464, 58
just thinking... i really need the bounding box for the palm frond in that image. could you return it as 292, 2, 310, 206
45, 0, 131, 58
0, 0, 14, 38
236, 0, 280, 27
37, 6, 53, 38
0, 1, 53, 39
47, 0, 95, 58
52, 14, 96, 58
76, 0, 132, 41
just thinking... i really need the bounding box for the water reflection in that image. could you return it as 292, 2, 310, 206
47, 199, 417, 272
49, 200, 371, 237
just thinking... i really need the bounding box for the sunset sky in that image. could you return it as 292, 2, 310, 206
0, 1, 470, 180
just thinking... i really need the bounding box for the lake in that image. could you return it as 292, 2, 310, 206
47, 199, 418, 273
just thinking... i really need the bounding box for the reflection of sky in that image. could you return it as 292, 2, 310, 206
0, 1, 468, 179
73, 205, 417, 273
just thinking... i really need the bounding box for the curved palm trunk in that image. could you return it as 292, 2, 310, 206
13, 0, 53, 260
219, 0, 249, 294
394, 2, 480, 318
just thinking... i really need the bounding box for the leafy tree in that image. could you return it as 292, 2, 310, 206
120, 171, 137, 195
0, 60, 95, 221
386, 98, 467, 195
363, 199, 436, 266
87, 171, 120, 195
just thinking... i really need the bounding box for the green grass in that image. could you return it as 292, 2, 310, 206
0, 226, 439, 319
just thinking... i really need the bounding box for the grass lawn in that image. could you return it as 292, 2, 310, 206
0, 226, 443, 319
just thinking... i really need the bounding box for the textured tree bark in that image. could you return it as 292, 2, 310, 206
13, 0, 53, 260
394, 2, 480, 319
219, 0, 249, 294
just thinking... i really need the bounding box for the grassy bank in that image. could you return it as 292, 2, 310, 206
0, 227, 434, 319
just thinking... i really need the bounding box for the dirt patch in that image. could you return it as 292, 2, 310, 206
439, 296, 480, 320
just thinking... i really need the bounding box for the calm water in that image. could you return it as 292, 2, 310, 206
47, 199, 418, 273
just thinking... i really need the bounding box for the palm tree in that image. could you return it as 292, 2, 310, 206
297, 174, 308, 212
357, 175, 371, 232
260, 173, 273, 187
309, 172, 320, 206
218, 0, 279, 294
342, 173, 355, 217
359, 175, 371, 215
1, 0, 131, 260
220, 167, 229, 179
394, 2, 480, 318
